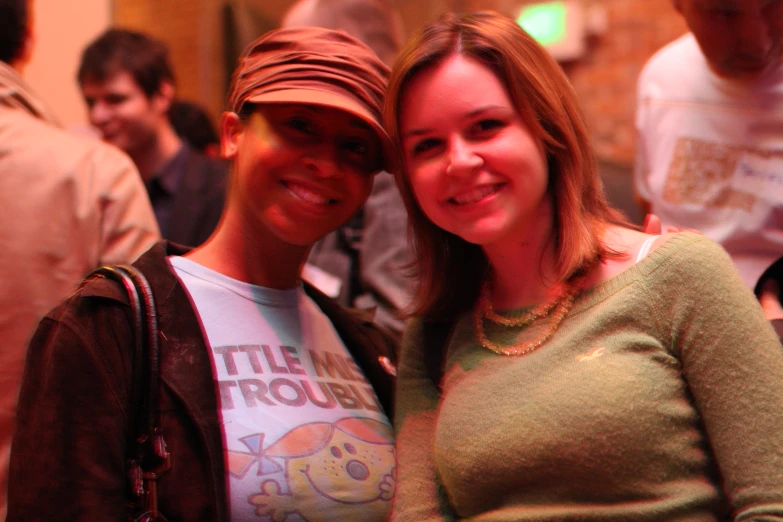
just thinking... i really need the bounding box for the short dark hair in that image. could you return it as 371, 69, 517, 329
77, 28, 175, 97
168, 100, 219, 153
0, 0, 28, 64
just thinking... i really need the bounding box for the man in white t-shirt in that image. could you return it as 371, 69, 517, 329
634, 0, 783, 289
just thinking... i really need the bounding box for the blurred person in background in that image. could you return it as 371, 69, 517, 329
282, 0, 414, 341
169, 99, 222, 159
282, 0, 403, 65
635, 0, 783, 292
0, 0, 159, 518
78, 29, 228, 247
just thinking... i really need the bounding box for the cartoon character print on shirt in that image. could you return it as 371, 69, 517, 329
227, 417, 395, 522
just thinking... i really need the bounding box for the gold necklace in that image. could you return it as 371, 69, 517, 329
474, 279, 580, 356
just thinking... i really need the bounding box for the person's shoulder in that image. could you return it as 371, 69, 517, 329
638, 33, 704, 93
2, 109, 81, 152
656, 231, 724, 255
642, 232, 742, 289
642, 34, 699, 72
55, 243, 173, 316
4, 112, 133, 173
37, 274, 131, 333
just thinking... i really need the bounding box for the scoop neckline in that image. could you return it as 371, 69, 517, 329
489, 232, 702, 318
572, 232, 701, 313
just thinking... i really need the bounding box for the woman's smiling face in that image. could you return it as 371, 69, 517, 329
224, 103, 381, 247
398, 54, 551, 248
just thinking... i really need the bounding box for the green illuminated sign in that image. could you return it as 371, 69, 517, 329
516, 1, 567, 46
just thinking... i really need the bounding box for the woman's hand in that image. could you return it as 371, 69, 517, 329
759, 279, 783, 321
642, 214, 701, 235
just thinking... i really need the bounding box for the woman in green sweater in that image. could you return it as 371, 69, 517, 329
383, 10, 783, 521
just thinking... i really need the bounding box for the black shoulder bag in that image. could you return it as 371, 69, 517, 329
85, 265, 171, 522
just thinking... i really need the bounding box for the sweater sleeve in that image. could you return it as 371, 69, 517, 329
651, 235, 783, 520
391, 318, 457, 522
7, 298, 131, 521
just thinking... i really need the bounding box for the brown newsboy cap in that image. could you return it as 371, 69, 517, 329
227, 26, 396, 173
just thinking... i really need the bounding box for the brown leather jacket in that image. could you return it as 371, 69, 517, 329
7, 242, 397, 521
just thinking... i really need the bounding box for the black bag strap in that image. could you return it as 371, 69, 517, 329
422, 319, 455, 392
85, 265, 170, 522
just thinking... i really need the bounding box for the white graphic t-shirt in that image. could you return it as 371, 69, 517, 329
169, 257, 395, 522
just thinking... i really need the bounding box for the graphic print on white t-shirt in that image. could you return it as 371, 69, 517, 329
664, 137, 758, 211
169, 256, 395, 522
731, 148, 783, 204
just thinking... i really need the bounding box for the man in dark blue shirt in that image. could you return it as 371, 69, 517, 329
78, 29, 227, 247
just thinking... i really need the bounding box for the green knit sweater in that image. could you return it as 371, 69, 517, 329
392, 233, 783, 521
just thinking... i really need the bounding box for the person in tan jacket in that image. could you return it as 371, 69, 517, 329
0, 0, 160, 517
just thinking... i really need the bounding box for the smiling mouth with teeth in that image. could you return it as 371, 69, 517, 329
283, 181, 337, 205
450, 183, 503, 205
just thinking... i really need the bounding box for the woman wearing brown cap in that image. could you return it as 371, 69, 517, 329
8, 27, 397, 522
384, 10, 783, 522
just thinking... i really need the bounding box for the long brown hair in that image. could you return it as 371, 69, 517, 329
383, 11, 626, 320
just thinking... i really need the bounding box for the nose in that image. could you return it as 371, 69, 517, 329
88, 101, 111, 128
445, 136, 483, 177
345, 459, 370, 481
303, 141, 342, 179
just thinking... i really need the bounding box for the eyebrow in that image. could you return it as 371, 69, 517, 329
697, 0, 740, 9
349, 119, 373, 132
402, 104, 509, 139
296, 104, 373, 132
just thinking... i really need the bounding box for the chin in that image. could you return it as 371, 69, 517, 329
279, 226, 336, 247
717, 61, 775, 80
103, 136, 126, 150
445, 215, 519, 246
452, 227, 508, 246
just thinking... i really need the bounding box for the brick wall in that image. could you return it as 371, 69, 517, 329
113, 0, 689, 167
458, 0, 688, 165
113, 0, 228, 132
563, 0, 687, 165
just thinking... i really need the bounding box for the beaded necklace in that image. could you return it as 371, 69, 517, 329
474, 275, 582, 356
